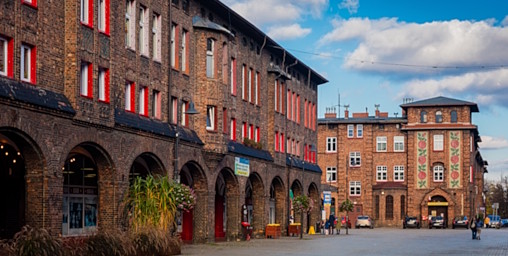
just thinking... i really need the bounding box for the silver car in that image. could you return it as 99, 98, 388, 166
355, 215, 374, 229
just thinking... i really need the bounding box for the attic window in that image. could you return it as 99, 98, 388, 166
242, 37, 247, 46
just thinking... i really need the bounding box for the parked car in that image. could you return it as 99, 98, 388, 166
341, 216, 352, 229
429, 216, 445, 229
452, 215, 468, 229
487, 215, 501, 228
403, 216, 420, 229
355, 215, 374, 229
501, 219, 508, 227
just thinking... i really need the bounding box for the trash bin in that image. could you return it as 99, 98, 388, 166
241, 221, 253, 241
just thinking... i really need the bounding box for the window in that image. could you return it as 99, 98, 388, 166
357, 124, 363, 138
433, 165, 444, 182
139, 5, 148, 56
326, 167, 337, 182
20, 44, 36, 84
350, 181, 361, 196
230, 118, 236, 141
139, 86, 148, 116
394, 166, 404, 181
242, 122, 247, 140
451, 110, 457, 123
349, 152, 361, 166
435, 111, 442, 123
255, 72, 260, 105
170, 23, 178, 68
420, 110, 427, 123
347, 125, 354, 138
98, 68, 109, 103
376, 166, 387, 181
152, 13, 161, 61
152, 90, 161, 119
376, 136, 387, 152
280, 133, 285, 152
181, 29, 188, 72
80, 0, 93, 27
206, 38, 214, 78
242, 64, 247, 100
287, 89, 291, 120
296, 94, 300, 123
125, 0, 136, 49
98, 0, 110, 34
0, 36, 13, 77
125, 81, 135, 112
255, 127, 260, 143
222, 108, 227, 134
21, 0, 37, 7
230, 58, 236, 95
248, 68, 253, 103
181, 101, 189, 126
80, 61, 92, 98
433, 134, 443, 151
394, 136, 404, 152
386, 195, 393, 219
206, 105, 216, 131
170, 97, 178, 124
326, 137, 337, 152
182, 0, 189, 12
249, 124, 254, 140
275, 131, 279, 151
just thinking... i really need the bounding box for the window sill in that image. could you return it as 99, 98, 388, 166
206, 129, 217, 133
126, 47, 136, 53
21, 1, 38, 9
325, 151, 337, 154
153, 59, 161, 64
98, 99, 110, 104
80, 95, 93, 100
99, 30, 110, 37
21, 79, 36, 85
80, 22, 94, 30
349, 195, 361, 197
376, 180, 388, 182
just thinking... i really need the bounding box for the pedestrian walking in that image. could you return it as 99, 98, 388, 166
470, 217, 477, 240
328, 214, 335, 235
476, 218, 482, 240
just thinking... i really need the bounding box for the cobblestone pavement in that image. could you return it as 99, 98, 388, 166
182, 227, 508, 255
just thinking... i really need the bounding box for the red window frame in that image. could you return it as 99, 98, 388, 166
139, 86, 148, 116
296, 94, 300, 124
21, 0, 37, 8
255, 126, 260, 143
280, 133, 285, 152
80, 61, 93, 98
250, 68, 255, 104
287, 89, 291, 120
249, 124, 254, 140
231, 58, 237, 96
0, 35, 14, 78
275, 131, 279, 152
256, 71, 260, 106
223, 108, 228, 134
230, 118, 237, 141
242, 122, 247, 141
126, 81, 136, 113
81, 0, 94, 28
99, 0, 110, 35
98, 68, 110, 103
242, 64, 248, 100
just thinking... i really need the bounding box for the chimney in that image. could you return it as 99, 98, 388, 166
324, 107, 337, 119
344, 104, 350, 119
375, 104, 380, 118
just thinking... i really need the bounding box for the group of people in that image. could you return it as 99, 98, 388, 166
319, 214, 341, 235
470, 217, 482, 240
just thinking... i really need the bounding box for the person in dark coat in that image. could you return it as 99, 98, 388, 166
328, 214, 335, 235
470, 217, 477, 240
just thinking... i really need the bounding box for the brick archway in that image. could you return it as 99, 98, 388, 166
420, 188, 455, 227
180, 161, 207, 243
214, 168, 239, 241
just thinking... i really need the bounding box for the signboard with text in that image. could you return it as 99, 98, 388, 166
234, 157, 250, 177
323, 191, 331, 206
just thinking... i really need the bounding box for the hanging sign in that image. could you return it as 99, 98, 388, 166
234, 157, 250, 177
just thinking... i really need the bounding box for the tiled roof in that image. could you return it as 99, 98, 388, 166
400, 96, 479, 112
372, 182, 406, 190
115, 109, 203, 145
286, 156, 322, 174
227, 141, 273, 162
0, 77, 75, 114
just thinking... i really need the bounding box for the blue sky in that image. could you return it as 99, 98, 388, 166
222, 0, 508, 181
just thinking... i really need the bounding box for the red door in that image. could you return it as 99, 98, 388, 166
215, 195, 225, 240
181, 210, 193, 243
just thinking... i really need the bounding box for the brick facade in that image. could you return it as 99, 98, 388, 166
0, 0, 326, 243
318, 97, 486, 228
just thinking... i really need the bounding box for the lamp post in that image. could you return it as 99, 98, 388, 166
300, 144, 316, 239
174, 100, 199, 183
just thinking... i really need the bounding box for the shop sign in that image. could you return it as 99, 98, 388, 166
427, 202, 448, 206
234, 157, 250, 177
323, 191, 331, 206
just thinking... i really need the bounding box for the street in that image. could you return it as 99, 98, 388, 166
182, 227, 508, 255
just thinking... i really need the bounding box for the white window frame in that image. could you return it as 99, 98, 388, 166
357, 124, 363, 138
206, 105, 216, 131
433, 165, 444, 182
350, 181, 361, 196
274, 80, 278, 111
80, 61, 90, 97
181, 29, 187, 71
206, 38, 214, 78
376, 166, 387, 181
125, 0, 136, 49
139, 86, 147, 116
349, 152, 361, 167
394, 136, 404, 152
230, 119, 236, 140
326, 167, 337, 182
125, 82, 133, 112
394, 166, 404, 181
326, 137, 337, 152
248, 68, 252, 102
20, 44, 31, 82
139, 5, 148, 56
242, 65, 246, 100
171, 97, 178, 124
152, 13, 161, 61
170, 23, 176, 67
0, 37, 7, 76
347, 124, 354, 138
98, 68, 107, 101
80, 0, 90, 25
255, 72, 259, 105
230, 58, 236, 95
376, 136, 387, 152
98, 0, 106, 32
181, 101, 188, 126
152, 90, 161, 119
433, 134, 444, 151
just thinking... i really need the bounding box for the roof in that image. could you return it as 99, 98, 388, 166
286, 156, 322, 174
115, 109, 203, 145
227, 141, 273, 162
0, 77, 75, 115
400, 96, 479, 112
199, 0, 328, 85
318, 116, 406, 125
192, 16, 234, 37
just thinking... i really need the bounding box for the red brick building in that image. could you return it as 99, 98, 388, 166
0, 0, 326, 243
318, 97, 487, 227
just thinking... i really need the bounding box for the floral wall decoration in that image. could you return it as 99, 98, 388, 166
416, 132, 429, 189
449, 131, 462, 188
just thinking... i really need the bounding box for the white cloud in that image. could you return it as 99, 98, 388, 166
339, 0, 359, 15
502, 15, 508, 27
397, 69, 508, 107
267, 24, 311, 41
223, 0, 328, 28
480, 136, 508, 150
318, 18, 508, 75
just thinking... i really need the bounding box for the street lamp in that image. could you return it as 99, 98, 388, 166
300, 144, 316, 239
174, 100, 199, 183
